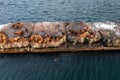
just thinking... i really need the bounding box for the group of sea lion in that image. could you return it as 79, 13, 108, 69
0, 21, 120, 52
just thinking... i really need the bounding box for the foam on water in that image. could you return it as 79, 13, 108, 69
0, 23, 11, 31
92, 22, 120, 36
92, 22, 117, 30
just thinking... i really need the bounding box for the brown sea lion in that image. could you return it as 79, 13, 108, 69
0, 22, 34, 49
29, 22, 66, 48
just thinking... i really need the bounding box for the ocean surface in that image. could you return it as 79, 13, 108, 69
0, 0, 120, 80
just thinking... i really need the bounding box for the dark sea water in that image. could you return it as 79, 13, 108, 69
0, 0, 120, 80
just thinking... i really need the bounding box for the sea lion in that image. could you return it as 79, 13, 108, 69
29, 22, 66, 48
0, 22, 34, 49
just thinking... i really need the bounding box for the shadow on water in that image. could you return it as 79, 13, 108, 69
0, 50, 120, 56
0, 51, 120, 80
0, 50, 119, 63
